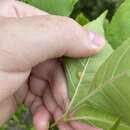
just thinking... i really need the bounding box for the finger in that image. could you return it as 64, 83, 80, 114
54, 108, 73, 130
43, 87, 57, 114
32, 60, 69, 110
0, 0, 48, 17
0, 0, 17, 17
0, 16, 105, 72
33, 105, 51, 130
31, 96, 42, 114
14, 83, 28, 105
0, 96, 17, 125
71, 121, 101, 130
51, 61, 69, 110
14, 1, 48, 16
24, 91, 36, 108
29, 75, 47, 96
0, 70, 30, 103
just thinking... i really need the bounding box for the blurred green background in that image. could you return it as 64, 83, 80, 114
72, 0, 124, 20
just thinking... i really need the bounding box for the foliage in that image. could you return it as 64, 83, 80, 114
0, 106, 33, 130
23, 0, 78, 16
64, 10, 130, 129
63, 0, 130, 129
106, 0, 130, 49
64, 12, 113, 109
75, 13, 89, 25
71, 0, 124, 20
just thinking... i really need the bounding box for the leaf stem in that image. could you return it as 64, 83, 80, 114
50, 122, 57, 129
50, 113, 69, 128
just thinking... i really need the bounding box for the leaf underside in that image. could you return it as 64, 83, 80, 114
64, 11, 130, 129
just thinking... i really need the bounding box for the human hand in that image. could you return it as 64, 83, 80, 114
0, 0, 104, 130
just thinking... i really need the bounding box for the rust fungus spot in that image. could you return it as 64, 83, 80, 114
77, 71, 83, 79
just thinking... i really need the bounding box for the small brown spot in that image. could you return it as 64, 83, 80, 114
77, 71, 83, 79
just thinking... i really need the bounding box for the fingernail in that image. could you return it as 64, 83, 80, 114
88, 32, 105, 46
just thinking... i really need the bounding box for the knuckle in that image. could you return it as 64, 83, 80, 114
64, 17, 78, 26
58, 16, 77, 27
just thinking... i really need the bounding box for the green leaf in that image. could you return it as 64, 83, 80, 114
64, 11, 130, 129
72, 106, 130, 130
23, 0, 78, 16
75, 13, 89, 25
64, 11, 113, 111
106, 0, 130, 49
64, 12, 113, 129
76, 37, 130, 130
65, 38, 130, 129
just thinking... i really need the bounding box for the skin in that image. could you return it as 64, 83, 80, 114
0, 0, 105, 130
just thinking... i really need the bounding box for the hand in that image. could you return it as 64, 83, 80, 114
0, 0, 104, 130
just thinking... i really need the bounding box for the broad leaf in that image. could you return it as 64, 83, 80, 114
106, 0, 130, 49
71, 38, 130, 130
23, 0, 78, 16
88, 37, 130, 128
64, 11, 130, 129
64, 11, 113, 111
64, 12, 113, 129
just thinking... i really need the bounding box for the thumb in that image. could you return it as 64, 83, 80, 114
0, 15, 105, 72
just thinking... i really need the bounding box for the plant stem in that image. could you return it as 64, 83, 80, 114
50, 122, 57, 129
50, 113, 69, 128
